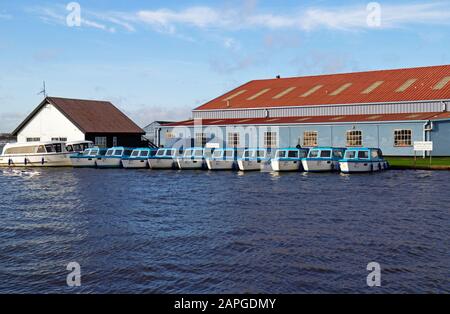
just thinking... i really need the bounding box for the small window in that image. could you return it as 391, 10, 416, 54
371, 150, 380, 159
345, 151, 356, 159
140, 151, 149, 157
184, 149, 193, 157
243, 150, 251, 158
106, 149, 113, 156
51, 137, 67, 142
165, 132, 176, 139
45, 145, 54, 153
156, 150, 165, 156
224, 150, 234, 158
213, 150, 223, 158
320, 150, 332, 158
346, 130, 363, 147
299, 150, 308, 158
95, 137, 107, 148
394, 130, 412, 147
264, 132, 277, 148
90, 150, 99, 156
132, 151, 140, 157
303, 131, 318, 147
257, 150, 266, 158
276, 150, 286, 158
195, 133, 207, 148
333, 150, 343, 159
358, 151, 369, 159
37, 145, 46, 153
288, 150, 299, 158
309, 150, 319, 158
26, 137, 40, 142
66, 145, 74, 152
166, 149, 176, 157
114, 149, 123, 156
227, 132, 240, 147
194, 150, 203, 157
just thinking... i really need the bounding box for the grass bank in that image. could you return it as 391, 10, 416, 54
386, 157, 450, 170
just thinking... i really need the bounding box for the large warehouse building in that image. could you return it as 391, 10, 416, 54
159, 65, 450, 156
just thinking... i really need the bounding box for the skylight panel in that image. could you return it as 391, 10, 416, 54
223, 90, 247, 101
301, 85, 323, 97
330, 116, 345, 121
273, 87, 296, 99
330, 83, 352, 96
433, 76, 450, 90
395, 79, 417, 92
362, 81, 384, 94
247, 88, 271, 100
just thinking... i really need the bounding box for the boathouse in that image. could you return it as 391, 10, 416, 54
12, 97, 145, 148
158, 65, 450, 156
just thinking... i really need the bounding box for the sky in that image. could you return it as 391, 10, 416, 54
1, 0, 450, 132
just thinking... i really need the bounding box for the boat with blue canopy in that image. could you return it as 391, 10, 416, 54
237, 148, 271, 171
271, 148, 309, 172
70, 147, 107, 167
122, 148, 157, 169
301, 147, 346, 172
148, 148, 178, 169
339, 148, 389, 173
96, 147, 133, 168
177, 147, 206, 170
206, 148, 240, 170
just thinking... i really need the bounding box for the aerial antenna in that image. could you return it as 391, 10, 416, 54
37, 81, 47, 98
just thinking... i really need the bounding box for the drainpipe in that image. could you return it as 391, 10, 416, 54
422, 120, 432, 158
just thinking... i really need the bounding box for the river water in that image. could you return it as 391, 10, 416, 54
0, 168, 448, 293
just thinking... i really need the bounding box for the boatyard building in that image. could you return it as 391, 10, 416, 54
12, 97, 145, 148
159, 65, 450, 156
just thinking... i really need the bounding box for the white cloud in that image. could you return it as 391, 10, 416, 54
0, 13, 13, 20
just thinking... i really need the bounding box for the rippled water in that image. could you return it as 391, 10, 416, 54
0, 168, 448, 293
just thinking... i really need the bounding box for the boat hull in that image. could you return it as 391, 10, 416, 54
238, 160, 264, 171
177, 159, 204, 170
70, 157, 97, 168
340, 161, 388, 173
96, 157, 123, 168
302, 159, 337, 172
148, 158, 176, 169
271, 160, 300, 172
0, 153, 72, 167
206, 159, 235, 170
122, 159, 148, 169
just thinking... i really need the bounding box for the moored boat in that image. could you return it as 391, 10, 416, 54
122, 148, 156, 169
0, 141, 72, 167
206, 148, 239, 170
271, 148, 309, 172
339, 148, 389, 173
302, 147, 346, 172
237, 148, 271, 171
70, 147, 107, 167
96, 147, 133, 168
177, 147, 205, 170
148, 148, 178, 169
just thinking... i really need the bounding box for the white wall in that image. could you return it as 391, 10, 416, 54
17, 103, 85, 143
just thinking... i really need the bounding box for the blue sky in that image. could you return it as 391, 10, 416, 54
1, 0, 450, 132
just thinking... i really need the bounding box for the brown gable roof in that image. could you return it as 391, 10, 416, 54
13, 97, 144, 135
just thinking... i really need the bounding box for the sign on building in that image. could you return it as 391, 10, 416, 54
413, 141, 433, 152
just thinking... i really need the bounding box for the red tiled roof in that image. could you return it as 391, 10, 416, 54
194, 65, 450, 111
164, 112, 450, 127
13, 97, 144, 135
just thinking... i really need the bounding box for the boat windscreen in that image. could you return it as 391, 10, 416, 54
212, 150, 223, 158
358, 151, 369, 159
320, 150, 331, 158
45, 145, 54, 153
166, 149, 176, 157
299, 150, 308, 158
131, 151, 140, 157
345, 151, 356, 159
194, 150, 203, 157
243, 150, 252, 158
309, 150, 319, 158
140, 151, 149, 157
257, 150, 266, 158
89, 150, 99, 156
113, 149, 123, 156
288, 150, 299, 158
224, 150, 234, 158
156, 150, 165, 156
333, 150, 344, 159
184, 149, 193, 157
276, 150, 286, 158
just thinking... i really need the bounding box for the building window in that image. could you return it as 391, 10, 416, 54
303, 131, 318, 147
165, 132, 176, 139
394, 130, 412, 147
346, 130, 363, 147
195, 133, 207, 147
113, 137, 118, 147
26, 137, 40, 142
95, 137, 107, 148
51, 137, 67, 142
264, 132, 277, 148
227, 132, 240, 147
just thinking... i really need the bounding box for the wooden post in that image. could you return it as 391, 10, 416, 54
414, 151, 417, 169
